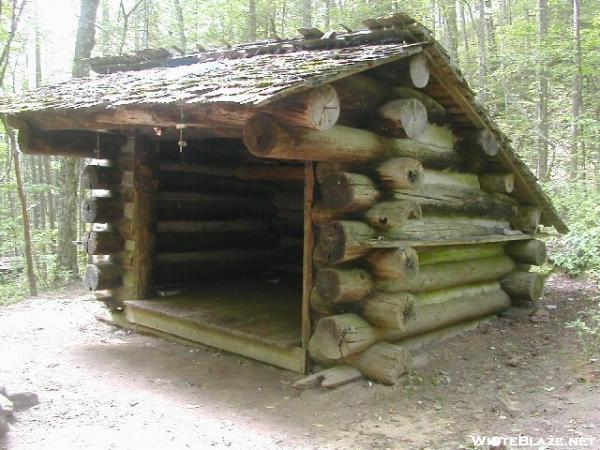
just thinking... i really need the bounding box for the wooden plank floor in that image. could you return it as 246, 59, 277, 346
124, 276, 306, 372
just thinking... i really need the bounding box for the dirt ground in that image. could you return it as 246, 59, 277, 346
1, 274, 599, 450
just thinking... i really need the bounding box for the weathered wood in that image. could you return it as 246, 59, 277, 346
417, 243, 505, 265
82, 230, 123, 255
156, 230, 278, 252
364, 200, 422, 229
361, 233, 533, 249
157, 219, 269, 233
310, 287, 339, 316
362, 292, 416, 330
157, 191, 274, 220
392, 86, 447, 124
316, 268, 373, 303
384, 218, 504, 240
314, 220, 376, 264
308, 313, 378, 365
460, 129, 500, 157
320, 172, 380, 212
80, 164, 121, 190
292, 365, 363, 389
302, 162, 315, 350
366, 248, 419, 280
500, 271, 544, 301
424, 170, 480, 189
15, 122, 124, 158
310, 201, 343, 225
383, 283, 511, 341
377, 158, 424, 190
332, 73, 388, 111
372, 53, 430, 88
265, 84, 340, 130
159, 167, 275, 195
243, 115, 460, 166
378, 255, 515, 293
376, 98, 428, 139
81, 195, 122, 223
414, 123, 454, 150
131, 135, 159, 299
345, 342, 411, 385
234, 164, 305, 182
393, 185, 517, 219
505, 239, 547, 266
84, 262, 122, 291
510, 206, 541, 234
315, 162, 349, 184
479, 173, 514, 194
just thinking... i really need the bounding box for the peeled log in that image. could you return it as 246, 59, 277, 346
234, 164, 305, 182
82, 230, 123, 255
417, 243, 505, 266
345, 342, 411, 385
479, 173, 514, 194
264, 84, 340, 130
379, 255, 515, 293
393, 86, 447, 124
310, 287, 339, 316
384, 218, 503, 241
424, 170, 480, 189
320, 172, 380, 212
460, 129, 500, 157
510, 206, 541, 234
393, 185, 517, 220
81, 164, 121, 190
505, 239, 547, 266
362, 292, 416, 330
376, 98, 428, 139
501, 271, 544, 301
83, 262, 122, 291
308, 313, 378, 365
81, 196, 122, 224
377, 158, 424, 190
243, 115, 460, 167
366, 248, 419, 280
17, 122, 123, 158
364, 200, 422, 230
315, 220, 376, 264
383, 283, 511, 341
316, 268, 373, 303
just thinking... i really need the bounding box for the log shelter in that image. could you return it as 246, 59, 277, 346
0, 13, 566, 382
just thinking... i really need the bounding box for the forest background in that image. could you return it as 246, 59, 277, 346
0, 0, 598, 304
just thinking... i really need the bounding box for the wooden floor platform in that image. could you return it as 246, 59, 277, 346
124, 276, 306, 372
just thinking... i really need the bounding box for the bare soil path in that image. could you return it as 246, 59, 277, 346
1, 274, 599, 450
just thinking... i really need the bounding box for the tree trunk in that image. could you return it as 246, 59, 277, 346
5, 122, 37, 296
302, 0, 312, 27
570, 0, 582, 180
173, 0, 187, 52
57, 0, 100, 278
536, 0, 549, 180
248, 0, 257, 41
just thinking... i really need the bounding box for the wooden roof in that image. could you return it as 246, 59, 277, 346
0, 13, 566, 233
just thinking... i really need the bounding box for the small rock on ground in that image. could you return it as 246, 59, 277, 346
0, 394, 14, 416
8, 392, 39, 411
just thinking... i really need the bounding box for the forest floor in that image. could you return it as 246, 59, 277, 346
1, 273, 599, 450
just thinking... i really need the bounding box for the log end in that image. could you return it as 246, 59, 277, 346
409, 53, 430, 88
243, 114, 281, 157
307, 84, 340, 131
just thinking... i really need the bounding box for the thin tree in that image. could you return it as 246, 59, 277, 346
173, 0, 186, 52
3, 119, 37, 296
248, 0, 257, 41
536, 0, 550, 180
302, 0, 311, 28
570, 0, 583, 179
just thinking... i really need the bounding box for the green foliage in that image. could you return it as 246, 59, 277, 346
566, 296, 600, 356
546, 181, 600, 277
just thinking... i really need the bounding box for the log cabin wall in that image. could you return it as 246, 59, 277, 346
153, 138, 305, 289
241, 55, 549, 383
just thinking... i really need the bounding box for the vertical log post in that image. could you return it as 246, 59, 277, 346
131, 134, 159, 299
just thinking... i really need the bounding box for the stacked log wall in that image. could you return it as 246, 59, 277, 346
153, 139, 305, 288
241, 54, 548, 384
